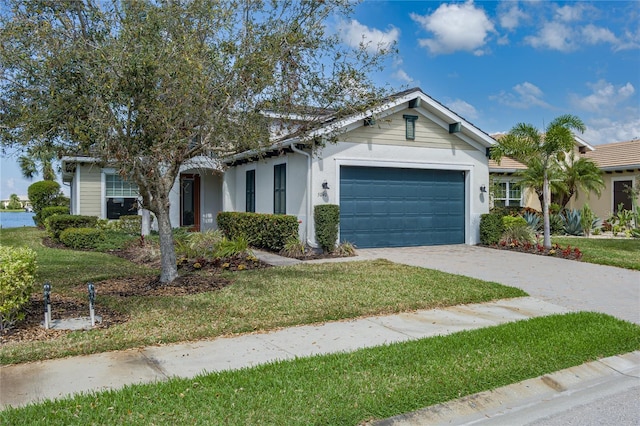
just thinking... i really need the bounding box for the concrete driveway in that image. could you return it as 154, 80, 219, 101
353, 245, 640, 324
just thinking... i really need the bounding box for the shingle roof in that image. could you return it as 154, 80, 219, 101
583, 139, 640, 170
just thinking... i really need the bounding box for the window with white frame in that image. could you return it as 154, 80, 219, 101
105, 174, 139, 219
494, 181, 522, 207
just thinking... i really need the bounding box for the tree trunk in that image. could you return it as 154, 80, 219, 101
155, 206, 179, 283
542, 170, 551, 249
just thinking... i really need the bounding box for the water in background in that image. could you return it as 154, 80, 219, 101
0, 212, 36, 228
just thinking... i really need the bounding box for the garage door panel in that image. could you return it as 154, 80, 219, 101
340, 166, 465, 248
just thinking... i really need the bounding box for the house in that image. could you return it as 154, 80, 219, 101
576, 139, 640, 219
62, 88, 497, 248
488, 137, 640, 221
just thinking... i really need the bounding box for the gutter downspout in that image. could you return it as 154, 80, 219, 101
290, 143, 319, 248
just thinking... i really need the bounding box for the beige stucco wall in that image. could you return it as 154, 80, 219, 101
572, 172, 639, 220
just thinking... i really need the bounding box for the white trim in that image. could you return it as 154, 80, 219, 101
611, 176, 635, 212
491, 177, 523, 207
333, 158, 475, 245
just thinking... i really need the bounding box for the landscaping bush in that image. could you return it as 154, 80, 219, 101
500, 225, 535, 245
502, 215, 528, 230
35, 206, 69, 229
214, 236, 250, 258
549, 213, 565, 235
119, 215, 142, 235
46, 214, 99, 241
28, 181, 67, 225
0, 246, 37, 331
480, 213, 504, 245
217, 212, 298, 251
523, 211, 542, 232
175, 229, 224, 259
280, 236, 307, 258
314, 204, 340, 253
59, 227, 106, 249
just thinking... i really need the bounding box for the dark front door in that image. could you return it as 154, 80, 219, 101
180, 174, 201, 231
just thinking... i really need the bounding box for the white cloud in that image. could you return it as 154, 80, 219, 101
499, 4, 527, 31
555, 4, 585, 22
392, 69, 414, 84
489, 81, 551, 109
446, 99, 479, 120
581, 24, 618, 45
411, 1, 496, 56
525, 21, 575, 51
338, 19, 399, 54
583, 115, 640, 145
570, 80, 635, 113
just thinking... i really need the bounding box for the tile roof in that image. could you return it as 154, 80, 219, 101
489, 156, 527, 171
583, 139, 640, 170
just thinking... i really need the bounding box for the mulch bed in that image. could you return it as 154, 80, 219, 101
480, 241, 583, 261
2, 239, 270, 344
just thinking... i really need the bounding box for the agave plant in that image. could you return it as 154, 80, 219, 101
523, 211, 542, 232
563, 209, 583, 236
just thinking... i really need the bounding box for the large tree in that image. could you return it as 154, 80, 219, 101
18, 142, 57, 181
554, 153, 604, 210
0, 0, 392, 282
492, 115, 586, 248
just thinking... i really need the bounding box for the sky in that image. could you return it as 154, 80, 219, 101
1, 0, 639, 200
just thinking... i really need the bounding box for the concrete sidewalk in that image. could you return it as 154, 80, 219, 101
2, 297, 568, 409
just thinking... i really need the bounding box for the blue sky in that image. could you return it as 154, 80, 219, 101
1, 0, 638, 200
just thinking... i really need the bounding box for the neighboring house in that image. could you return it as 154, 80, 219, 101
62, 88, 496, 248
576, 138, 640, 219
488, 137, 640, 221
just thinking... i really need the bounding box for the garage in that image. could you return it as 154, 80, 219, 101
339, 166, 465, 248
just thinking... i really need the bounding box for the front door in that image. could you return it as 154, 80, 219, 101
180, 174, 201, 231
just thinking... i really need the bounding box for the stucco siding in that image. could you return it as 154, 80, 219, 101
78, 164, 102, 217
573, 172, 639, 220
343, 110, 474, 151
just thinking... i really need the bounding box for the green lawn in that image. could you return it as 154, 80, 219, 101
1, 228, 526, 364
2, 312, 638, 425
553, 236, 640, 270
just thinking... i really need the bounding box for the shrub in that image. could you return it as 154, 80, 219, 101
46, 214, 99, 241
580, 204, 600, 237
314, 204, 340, 253
0, 246, 37, 331
334, 241, 356, 257
176, 229, 224, 259
502, 215, 528, 230
217, 212, 299, 251
35, 206, 69, 229
563, 209, 583, 236
214, 236, 251, 258
59, 227, 106, 249
280, 237, 307, 258
27, 180, 67, 217
119, 215, 142, 235
549, 213, 565, 235
479, 213, 504, 245
500, 225, 535, 245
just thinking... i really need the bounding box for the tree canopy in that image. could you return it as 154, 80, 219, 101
492, 115, 586, 248
0, 0, 393, 282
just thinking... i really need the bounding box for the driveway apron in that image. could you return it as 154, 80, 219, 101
354, 245, 640, 325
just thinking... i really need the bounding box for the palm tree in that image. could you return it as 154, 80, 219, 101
516, 157, 566, 210
18, 143, 57, 181
555, 153, 604, 209
492, 115, 586, 248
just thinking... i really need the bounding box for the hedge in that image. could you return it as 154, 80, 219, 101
479, 213, 505, 245
60, 227, 106, 249
0, 246, 37, 331
217, 212, 299, 251
46, 214, 99, 241
314, 204, 339, 253
120, 215, 142, 235
35, 206, 69, 228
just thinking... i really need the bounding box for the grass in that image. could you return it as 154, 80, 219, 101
1, 228, 527, 365
553, 236, 640, 270
2, 312, 638, 425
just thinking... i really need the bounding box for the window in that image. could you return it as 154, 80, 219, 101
105, 174, 139, 219
494, 181, 522, 207
613, 180, 633, 213
246, 169, 255, 213
274, 164, 286, 214
403, 114, 418, 140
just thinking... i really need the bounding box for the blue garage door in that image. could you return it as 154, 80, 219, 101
340, 166, 465, 248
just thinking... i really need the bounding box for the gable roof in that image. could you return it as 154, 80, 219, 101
226, 87, 496, 165
583, 139, 640, 171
